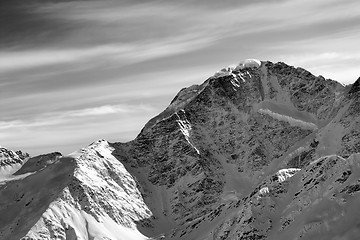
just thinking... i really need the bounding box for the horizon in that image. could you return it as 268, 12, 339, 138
1, 0, 360, 156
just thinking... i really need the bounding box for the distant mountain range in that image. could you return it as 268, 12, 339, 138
1, 60, 359, 240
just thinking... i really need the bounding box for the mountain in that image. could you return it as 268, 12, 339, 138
0, 60, 359, 240
0, 147, 29, 177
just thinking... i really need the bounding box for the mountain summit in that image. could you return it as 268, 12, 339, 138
1, 60, 359, 240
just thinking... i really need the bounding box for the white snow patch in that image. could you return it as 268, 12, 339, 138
83, 211, 148, 240
214, 64, 237, 77
276, 168, 300, 183
238, 73, 246, 82
258, 108, 318, 130
175, 110, 200, 154
35, 201, 149, 240
230, 78, 240, 88
258, 168, 299, 199
214, 59, 260, 78
259, 187, 269, 195
257, 186, 270, 200
214, 70, 232, 78
236, 59, 261, 70
213, 71, 241, 90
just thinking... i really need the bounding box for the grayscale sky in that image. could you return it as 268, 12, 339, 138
1, 0, 360, 156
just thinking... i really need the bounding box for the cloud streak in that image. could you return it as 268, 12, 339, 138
0, 36, 215, 72
0, 104, 154, 130
0, 103, 157, 155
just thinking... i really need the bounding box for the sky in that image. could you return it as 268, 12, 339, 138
1, 0, 360, 156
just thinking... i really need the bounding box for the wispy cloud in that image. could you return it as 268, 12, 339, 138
0, 104, 154, 130
280, 52, 360, 65
0, 102, 157, 155
276, 50, 360, 83
3, 0, 360, 74
0, 36, 215, 72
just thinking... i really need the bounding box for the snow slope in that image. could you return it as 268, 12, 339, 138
0, 141, 153, 240
22, 140, 152, 240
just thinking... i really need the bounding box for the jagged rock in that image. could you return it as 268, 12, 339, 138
0, 147, 29, 177
0, 147, 29, 168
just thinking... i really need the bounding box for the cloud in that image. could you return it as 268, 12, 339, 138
4, 0, 360, 50
280, 52, 360, 65
0, 64, 217, 130
57, 104, 154, 117
0, 35, 216, 72
0, 104, 154, 130
0, 103, 157, 156
276, 51, 360, 83
3, 0, 360, 73
0, 64, 218, 155
0, 0, 82, 48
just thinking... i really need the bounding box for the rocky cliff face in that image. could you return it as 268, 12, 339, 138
0, 60, 359, 240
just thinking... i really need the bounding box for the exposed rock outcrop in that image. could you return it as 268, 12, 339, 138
0, 147, 29, 177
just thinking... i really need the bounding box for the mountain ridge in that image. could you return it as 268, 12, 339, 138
0, 59, 359, 240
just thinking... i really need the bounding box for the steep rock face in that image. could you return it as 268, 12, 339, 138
110, 61, 349, 236
198, 154, 360, 240
337, 78, 360, 158
111, 61, 359, 239
266, 62, 344, 121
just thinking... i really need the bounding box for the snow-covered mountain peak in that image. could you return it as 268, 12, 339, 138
214, 59, 261, 77
8, 139, 153, 240
237, 58, 261, 69
0, 147, 29, 166
0, 147, 29, 177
